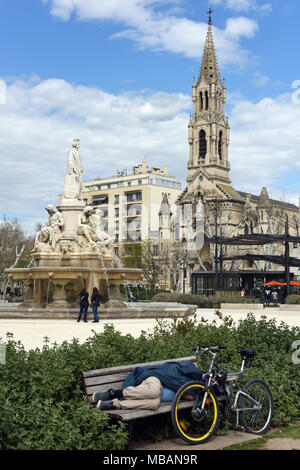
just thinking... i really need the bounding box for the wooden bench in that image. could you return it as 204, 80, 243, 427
82, 355, 197, 446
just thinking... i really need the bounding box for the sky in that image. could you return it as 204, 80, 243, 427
0, 0, 300, 232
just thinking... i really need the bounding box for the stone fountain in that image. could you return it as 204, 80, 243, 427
3, 140, 196, 320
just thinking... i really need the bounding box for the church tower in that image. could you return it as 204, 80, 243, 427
188, 12, 230, 184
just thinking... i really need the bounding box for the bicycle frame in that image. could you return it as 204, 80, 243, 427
197, 348, 258, 429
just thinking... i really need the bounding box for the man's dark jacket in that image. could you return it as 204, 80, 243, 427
121, 361, 205, 392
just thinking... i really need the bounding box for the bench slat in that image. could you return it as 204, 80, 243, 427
84, 372, 128, 388
82, 356, 196, 379
103, 400, 194, 421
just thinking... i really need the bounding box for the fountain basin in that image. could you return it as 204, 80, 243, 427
5, 266, 142, 309
0, 302, 197, 319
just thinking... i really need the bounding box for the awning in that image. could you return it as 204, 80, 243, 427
261, 281, 286, 286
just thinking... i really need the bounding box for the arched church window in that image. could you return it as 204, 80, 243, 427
218, 131, 223, 160
199, 130, 207, 160
200, 92, 203, 111
205, 91, 209, 110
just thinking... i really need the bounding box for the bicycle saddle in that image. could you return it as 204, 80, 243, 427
239, 348, 256, 358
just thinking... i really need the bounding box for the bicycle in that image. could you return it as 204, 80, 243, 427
171, 345, 274, 445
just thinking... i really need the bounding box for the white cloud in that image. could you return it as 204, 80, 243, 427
42, 0, 258, 67
250, 71, 270, 87
2, 75, 300, 233
211, 0, 272, 13
229, 92, 300, 201
0, 76, 190, 232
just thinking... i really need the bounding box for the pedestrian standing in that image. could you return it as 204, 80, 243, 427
265, 288, 271, 307
77, 288, 89, 322
271, 290, 279, 306
91, 287, 101, 323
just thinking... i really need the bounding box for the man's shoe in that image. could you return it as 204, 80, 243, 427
93, 388, 123, 403
96, 400, 116, 411
93, 388, 114, 403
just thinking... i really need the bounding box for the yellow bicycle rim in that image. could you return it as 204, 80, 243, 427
175, 383, 218, 442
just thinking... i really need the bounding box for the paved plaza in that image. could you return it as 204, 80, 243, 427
0, 307, 299, 351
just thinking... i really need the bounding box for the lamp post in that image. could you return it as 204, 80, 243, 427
208, 198, 221, 293
285, 216, 290, 298
181, 258, 187, 294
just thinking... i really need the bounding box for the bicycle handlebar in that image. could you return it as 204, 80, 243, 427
193, 345, 227, 355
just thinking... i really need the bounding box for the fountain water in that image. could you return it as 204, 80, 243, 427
96, 248, 111, 301
45, 273, 53, 306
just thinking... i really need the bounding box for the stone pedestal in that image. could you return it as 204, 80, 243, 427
22, 279, 35, 307
103, 281, 126, 308
49, 280, 69, 308
57, 198, 85, 238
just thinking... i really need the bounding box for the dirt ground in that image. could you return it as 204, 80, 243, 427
263, 438, 300, 450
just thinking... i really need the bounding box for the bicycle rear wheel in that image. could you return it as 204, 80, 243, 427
171, 381, 220, 445
239, 379, 273, 434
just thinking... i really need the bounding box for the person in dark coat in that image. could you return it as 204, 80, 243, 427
77, 288, 89, 322
92, 361, 205, 411
91, 287, 101, 323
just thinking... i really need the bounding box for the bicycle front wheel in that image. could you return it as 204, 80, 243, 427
171, 381, 220, 445
239, 379, 274, 434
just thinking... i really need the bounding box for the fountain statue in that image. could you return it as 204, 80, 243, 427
3, 140, 197, 320
5, 139, 142, 311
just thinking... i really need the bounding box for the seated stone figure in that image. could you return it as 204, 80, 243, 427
78, 206, 113, 250
33, 205, 64, 251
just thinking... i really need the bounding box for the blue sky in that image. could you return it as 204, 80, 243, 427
0, 0, 300, 231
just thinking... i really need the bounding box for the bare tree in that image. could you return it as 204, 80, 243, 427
0, 215, 33, 277
140, 239, 162, 290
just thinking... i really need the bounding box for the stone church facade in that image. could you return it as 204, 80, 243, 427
174, 15, 300, 295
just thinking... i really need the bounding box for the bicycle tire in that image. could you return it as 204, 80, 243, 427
239, 379, 274, 434
171, 381, 220, 445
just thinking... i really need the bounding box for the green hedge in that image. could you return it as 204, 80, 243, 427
151, 292, 260, 306
0, 314, 299, 449
217, 296, 261, 304
285, 294, 300, 304
151, 292, 219, 307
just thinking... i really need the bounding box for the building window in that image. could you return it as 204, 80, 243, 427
115, 208, 119, 217
199, 130, 207, 160
92, 195, 108, 206
114, 194, 119, 204
218, 131, 223, 160
200, 92, 203, 111
127, 192, 142, 202
205, 90, 209, 110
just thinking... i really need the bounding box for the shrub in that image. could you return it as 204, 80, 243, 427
218, 296, 260, 304
151, 292, 219, 307
285, 294, 300, 304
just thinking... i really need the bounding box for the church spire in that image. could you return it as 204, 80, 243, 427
187, 10, 230, 183
198, 10, 221, 86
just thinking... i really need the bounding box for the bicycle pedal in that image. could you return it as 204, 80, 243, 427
236, 425, 245, 432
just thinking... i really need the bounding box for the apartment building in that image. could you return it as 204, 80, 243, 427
82, 159, 182, 256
